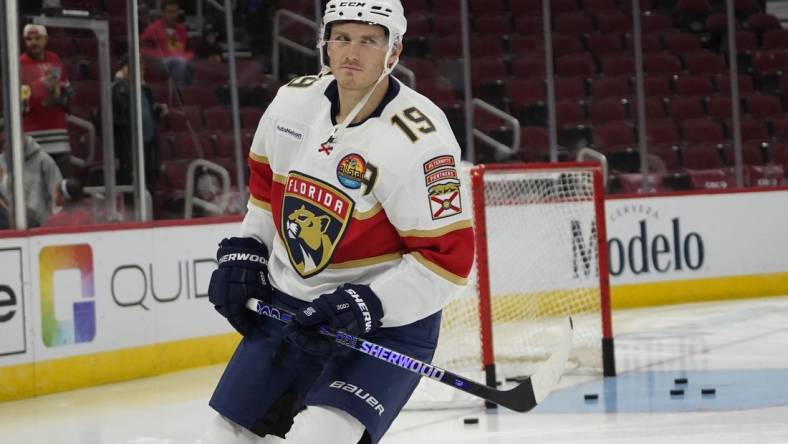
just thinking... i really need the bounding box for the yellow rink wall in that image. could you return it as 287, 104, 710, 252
1, 189, 787, 402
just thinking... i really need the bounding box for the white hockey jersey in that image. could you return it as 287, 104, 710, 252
239, 74, 474, 327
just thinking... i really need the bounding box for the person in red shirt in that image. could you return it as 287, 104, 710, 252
140, 0, 193, 87
19, 24, 73, 179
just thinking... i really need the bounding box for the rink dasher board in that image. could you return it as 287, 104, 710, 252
0, 187, 787, 400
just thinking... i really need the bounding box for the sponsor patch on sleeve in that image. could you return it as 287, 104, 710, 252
422, 156, 462, 220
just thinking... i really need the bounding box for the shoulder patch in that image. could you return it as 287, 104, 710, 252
422, 156, 462, 220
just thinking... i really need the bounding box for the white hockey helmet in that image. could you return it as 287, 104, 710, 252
319, 0, 407, 74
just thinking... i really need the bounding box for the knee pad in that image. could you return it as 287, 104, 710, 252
285, 405, 366, 444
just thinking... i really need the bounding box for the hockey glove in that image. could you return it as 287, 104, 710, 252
285, 284, 384, 356
208, 237, 272, 336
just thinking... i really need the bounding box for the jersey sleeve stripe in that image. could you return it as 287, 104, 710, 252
328, 252, 402, 269
249, 195, 271, 212
248, 154, 273, 205
397, 219, 473, 238
401, 226, 474, 282
353, 203, 384, 220
249, 152, 268, 163
410, 252, 468, 286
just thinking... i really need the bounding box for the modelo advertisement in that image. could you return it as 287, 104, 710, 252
604, 190, 788, 284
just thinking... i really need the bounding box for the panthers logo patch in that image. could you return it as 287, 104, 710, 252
282, 172, 355, 278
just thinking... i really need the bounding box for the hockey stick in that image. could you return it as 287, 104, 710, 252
245, 298, 573, 412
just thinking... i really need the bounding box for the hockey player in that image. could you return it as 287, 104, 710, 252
206, 1, 474, 442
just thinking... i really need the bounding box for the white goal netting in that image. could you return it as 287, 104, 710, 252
406, 163, 610, 409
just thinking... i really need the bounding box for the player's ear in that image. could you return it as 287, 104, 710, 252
387, 40, 403, 68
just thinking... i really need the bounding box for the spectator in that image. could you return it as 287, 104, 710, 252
0, 112, 63, 228
45, 178, 93, 226
0, 117, 10, 229
19, 24, 74, 179
140, 0, 193, 87
194, 22, 223, 63
111, 56, 167, 190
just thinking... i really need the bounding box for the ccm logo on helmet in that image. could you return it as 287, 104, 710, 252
339, 2, 366, 5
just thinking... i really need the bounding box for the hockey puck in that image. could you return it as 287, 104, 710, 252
670, 389, 684, 396
584, 393, 599, 401
674, 377, 688, 384
701, 388, 716, 395
463, 417, 479, 425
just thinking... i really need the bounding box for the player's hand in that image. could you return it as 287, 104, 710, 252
208, 237, 272, 336
284, 284, 384, 356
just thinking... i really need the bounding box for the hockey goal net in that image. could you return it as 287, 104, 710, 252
407, 162, 615, 409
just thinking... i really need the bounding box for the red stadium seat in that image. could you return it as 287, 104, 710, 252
593, 122, 635, 151
600, 54, 635, 76
551, 0, 582, 15
509, 36, 543, 54
625, 33, 664, 53
556, 53, 597, 77
641, 13, 673, 33
706, 96, 733, 121
713, 73, 754, 95
554, 13, 595, 35
589, 98, 628, 124
510, 0, 542, 16
172, 131, 215, 159
584, 0, 617, 10
644, 53, 683, 76
520, 126, 550, 162
662, 33, 702, 54
167, 106, 204, 132
434, 15, 462, 35
180, 84, 219, 107
684, 52, 727, 75
511, 55, 546, 78
432, 36, 463, 59
770, 116, 788, 142
203, 107, 232, 131
474, 15, 514, 35
642, 97, 669, 120
191, 60, 228, 83
643, 76, 672, 98
508, 78, 545, 110
681, 119, 725, 146
745, 13, 781, 34
673, 75, 715, 98
554, 77, 587, 101
646, 119, 681, 147
590, 76, 631, 100
555, 100, 587, 126
586, 33, 625, 57
734, 118, 770, 143
686, 168, 734, 189
240, 107, 264, 130
514, 16, 544, 35
683, 146, 724, 169
471, 36, 504, 57
735, 31, 759, 52
472, 0, 507, 16
552, 34, 584, 57
471, 57, 508, 88
595, 13, 630, 34
746, 94, 783, 119
652, 145, 682, 171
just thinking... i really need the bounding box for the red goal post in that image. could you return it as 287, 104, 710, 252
471, 162, 615, 390
408, 162, 615, 409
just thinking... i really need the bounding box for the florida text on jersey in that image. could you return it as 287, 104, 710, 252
240, 74, 474, 328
